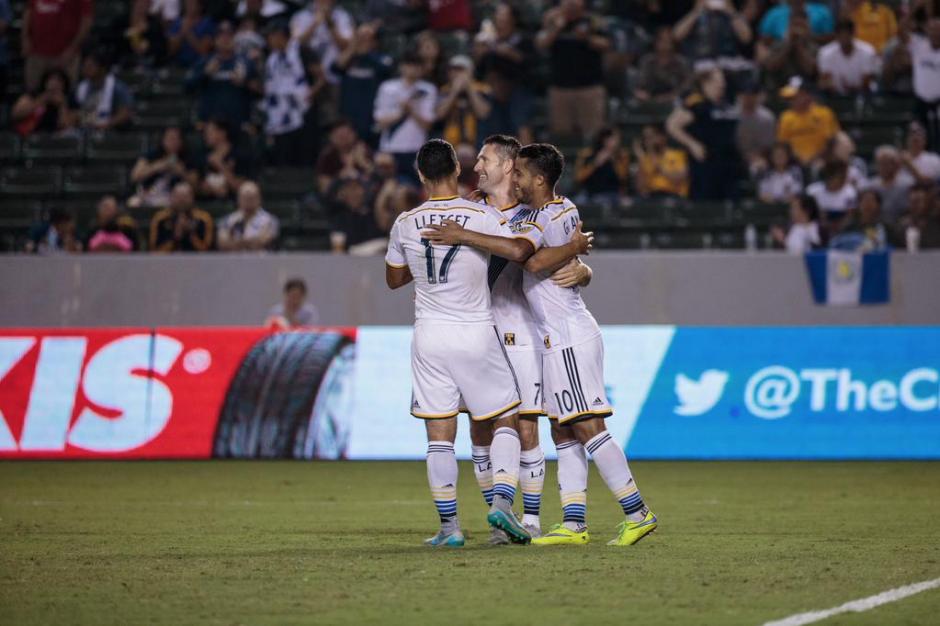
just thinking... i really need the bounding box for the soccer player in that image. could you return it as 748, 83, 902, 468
465, 134, 593, 543
515, 143, 657, 546
384, 139, 536, 547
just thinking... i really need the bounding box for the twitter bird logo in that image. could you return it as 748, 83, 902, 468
674, 370, 729, 416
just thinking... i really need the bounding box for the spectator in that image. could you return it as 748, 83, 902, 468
757, 10, 819, 89
189, 21, 260, 129
197, 118, 250, 198
130, 126, 196, 209
415, 30, 447, 86
0, 0, 13, 98
757, 142, 804, 203
812, 131, 868, 187
771, 193, 824, 254
455, 142, 479, 197
168, 0, 216, 68
11, 68, 79, 136
236, 0, 289, 28
759, 0, 834, 42
806, 160, 857, 230
672, 0, 753, 74
633, 26, 693, 103
536, 0, 611, 141
74, 52, 134, 131
149, 181, 214, 251
817, 19, 878, 95
120, 0, 169, 68
435, 55, 492, 148
776, 77, 839, 166
839, 188, 891, 250
233, 9, 267, 63
736, 81, 777, 169
332, 22, 394, 146
328, 177, 386, 254
633, 124, 690, 199
864, 145, 916, 225
666, 68, 740, 200
842, 0, 897, 53
427, 0, 472, 32
315, 119, 374, 194
373, 52, 437, 181
266, 277, 319, 328
574, 126, 630, 207
473, 2, 535, 144
372, 151, 410, 229
290, 0, 354, 85
882, 17, 913, 95
908, 17, 940, 151
151, 0, 181, 23
84, 195, 139, 252
899, 184, 940, 250
21, 0, 92, 92
25, 207, 82, 254
902, 122, 940, 183
217, 181, 279, 250
263, 20, 320, 165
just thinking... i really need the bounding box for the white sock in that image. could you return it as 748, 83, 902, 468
489, 426, 520, 505
555, 439, 588, 531
585, 431, 647, 522
519, 446, 545, 528
426, 441, 458, 528
471, 444, 494, 506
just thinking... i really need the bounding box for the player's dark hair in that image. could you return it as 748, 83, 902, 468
284, 278, 307, 294
517, 143, 565, 188
483, 134, 521, 161
416, 139, 458, 182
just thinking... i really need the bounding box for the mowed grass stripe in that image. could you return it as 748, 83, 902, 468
1, 461, 939, 626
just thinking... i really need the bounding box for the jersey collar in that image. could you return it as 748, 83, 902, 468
428, 195, 459, 201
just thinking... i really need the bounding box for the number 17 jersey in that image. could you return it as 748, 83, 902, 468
385, 195, 512, 324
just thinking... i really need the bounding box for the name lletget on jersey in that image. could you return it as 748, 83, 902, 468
412, 213, 472, 229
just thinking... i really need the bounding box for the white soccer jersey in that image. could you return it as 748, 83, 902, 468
385, 196, 511, 324
522, 197, 601, 351
482, 197, 542, 349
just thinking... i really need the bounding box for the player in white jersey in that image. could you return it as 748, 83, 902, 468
513, 143, 658, 547
385, 139, 537, 547
464, 134, 593, 544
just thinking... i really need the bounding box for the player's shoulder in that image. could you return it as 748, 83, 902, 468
542, 196, 579, 222
396, 197, 491, 223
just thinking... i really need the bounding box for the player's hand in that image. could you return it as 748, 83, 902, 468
550, 258, 590, 288
570, 221, 594, 255
465, 189, 485, 202
421, 220, 467, 245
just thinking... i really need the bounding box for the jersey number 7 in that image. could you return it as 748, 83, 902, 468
421, 239, 461, 284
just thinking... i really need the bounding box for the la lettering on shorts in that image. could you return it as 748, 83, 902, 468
411, 323, 520, 420
542, 335, 612, 424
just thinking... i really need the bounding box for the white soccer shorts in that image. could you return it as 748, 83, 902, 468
542, 334, 612, 424
506, 345, 545, 417
411, 323, 521, 421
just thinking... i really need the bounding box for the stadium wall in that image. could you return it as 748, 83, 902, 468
2, 252, 939, 327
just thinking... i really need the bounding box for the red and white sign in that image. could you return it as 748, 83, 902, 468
0, 328, 269, 459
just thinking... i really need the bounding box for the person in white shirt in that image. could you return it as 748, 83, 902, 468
908, 17, 940, 150
217, 181, 279, 250
263, 21, 318, 165
289, 0, 353, 84
806, 160, 857, 230
265, 277, 319, 328
757, 142, 804, 203
863, 145, 916, 225
374, 52, 437, 181
772, 193, 823, 254
902, 121, 940, 183
817, 19, 878, 95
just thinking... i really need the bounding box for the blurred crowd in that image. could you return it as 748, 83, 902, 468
4, 0, 940, 253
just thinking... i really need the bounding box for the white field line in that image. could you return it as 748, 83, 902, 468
763, 577, 940, 626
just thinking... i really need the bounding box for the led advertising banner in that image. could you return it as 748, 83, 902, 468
1, 326, 938, 460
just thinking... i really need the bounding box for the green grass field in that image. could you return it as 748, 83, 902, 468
2, 461, 939, 625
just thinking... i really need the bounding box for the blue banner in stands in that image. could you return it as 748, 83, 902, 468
804, 250, 890, 306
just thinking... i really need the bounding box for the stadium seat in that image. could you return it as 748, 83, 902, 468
21, 134, 83, 163
49, 197, 100, 227
0, 166, 62, 197
135, 101, 193, 131
650, 229, 708, 250
0, 199, 41, 223
260, 168, 317, 198
63, 166, 128, 196
673, 201, 734, 228
0, 133, 21, 164
85, 133, 148, 163
737, 200, 789, 228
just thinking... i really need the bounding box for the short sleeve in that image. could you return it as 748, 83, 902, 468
513, 212, 546, 250
385, 220, 407, 268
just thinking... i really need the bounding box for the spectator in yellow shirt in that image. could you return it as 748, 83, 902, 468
776, 77, 840, 166
633, 124, 690, 198
843, 0, 897, 53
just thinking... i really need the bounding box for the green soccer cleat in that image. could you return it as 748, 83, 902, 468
424, 528, 465, 547
607, 511, 658, 546
531, 524, 590, 546
486, 502, 531, 545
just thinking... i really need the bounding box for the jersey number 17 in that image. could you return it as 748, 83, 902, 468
421, 239, 460, 284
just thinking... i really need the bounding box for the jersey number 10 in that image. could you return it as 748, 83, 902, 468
421, 239, 460, 284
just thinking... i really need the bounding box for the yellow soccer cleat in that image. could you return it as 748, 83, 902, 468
531, 524, 590, 546
607, 511, 658, 546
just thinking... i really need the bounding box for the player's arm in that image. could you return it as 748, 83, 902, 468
551, 258, 593, 288
385, 263, 413, 289
421, 221, 534, 263
523, 221, 593, 275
